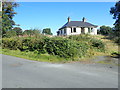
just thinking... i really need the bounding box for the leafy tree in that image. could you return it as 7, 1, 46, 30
98, 25, 112, 35
0, 1, 1, 36
110, 1, 120, 36
23, 30, 33, 36
23, 28, 41, 36
42, 28, 53, 35
2, 1, 18, 37
5, 30, 16, 38
31, 28, 41, 35
12, 27, 22, 36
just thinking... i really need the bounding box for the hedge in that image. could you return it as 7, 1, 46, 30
2, 37, 89, 59
68, 34, 105, 51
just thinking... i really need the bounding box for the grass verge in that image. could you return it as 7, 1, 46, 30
0, 48, 69, 63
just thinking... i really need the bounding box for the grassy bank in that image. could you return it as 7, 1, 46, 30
1, 48, 68, 63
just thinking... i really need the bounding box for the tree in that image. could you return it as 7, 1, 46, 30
98, 25, 112, 35
23, 30, 33, 36
0, 11, 2, 38
5, 30, 16, 38
42, 28, 53, 35
31, 28, 41, 35
2, 1, 19, 37
23, 28, 41, 36
12, 27, 22, 36
110, 1, 120, 36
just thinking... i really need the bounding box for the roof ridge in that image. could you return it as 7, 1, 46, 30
59, 21, 97, 30
70, 21, 82, 22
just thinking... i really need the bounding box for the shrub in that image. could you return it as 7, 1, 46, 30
20, 38, 46, 54
113, 37, 120, 45
2, 38, 22, 50
68, 34, 105, 52
90, 38, 105, 51
2, 35, 105, 59
2, 37, 89, 59
5, 30, 17, 38
68, 34, 91, 41
44, 38, 89, 58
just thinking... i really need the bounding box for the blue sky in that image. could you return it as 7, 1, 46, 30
13, 2, 116, 35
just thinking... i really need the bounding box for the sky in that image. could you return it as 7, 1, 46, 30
13, 2, 116, 35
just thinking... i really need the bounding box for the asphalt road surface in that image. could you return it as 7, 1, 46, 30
2, 54, 118, 88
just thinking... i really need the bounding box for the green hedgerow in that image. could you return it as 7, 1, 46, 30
2, 37, 89, 59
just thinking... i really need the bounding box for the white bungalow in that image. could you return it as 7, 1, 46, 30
57, 17, 98, 36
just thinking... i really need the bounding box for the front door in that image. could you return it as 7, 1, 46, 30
81, 27, 85, 34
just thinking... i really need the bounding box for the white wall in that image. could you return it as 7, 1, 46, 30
84, 28, 88, 34
66, 28, 71, 35
66, 27, 81, 35
94, 28, 97, 35
59, 29, 65, 35
58, 27, 97, 36
61, 29, 64, 35
90, 28, 97, 35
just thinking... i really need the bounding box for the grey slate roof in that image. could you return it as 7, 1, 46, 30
59, 21, 98, 30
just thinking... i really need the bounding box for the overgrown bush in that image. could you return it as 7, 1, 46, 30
68, 34, 105, 51
2, 34, 105, 59
90, 39, 105, 51
68, 34, 91, 41
45, 38, 89, 58
5, 30, 17, 38
2, 37, 89, 59
113, 37, 120, 45
2, 38, 22, 50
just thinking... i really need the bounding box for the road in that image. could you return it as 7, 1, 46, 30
2, 54, 118, 88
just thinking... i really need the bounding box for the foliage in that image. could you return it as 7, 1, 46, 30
2, 37, 21, 50
2, 1, 19, 37
5, 30, 17, 38
33, 29, 41, 34
2, 34, 105, 59
110, 1, 120, 44
23, 30, 33, 36
42, 28, 53, 35
2, 36, 89, 59
32, 28, 41, 37
113, 36, 120, 45
44, 38, 88, 58
23, 28, 41, 36
12, 27, 23, 35
68, 34, 105, 52
110, 1, 120, 26
90, 38, 105, 52
0, 11, 2, 38
97, 25, 113, 35
1, 48, 66, 63
68, 34, 91, 42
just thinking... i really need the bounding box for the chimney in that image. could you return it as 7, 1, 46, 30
82, 17, 86, 22
67, 17, 71, 22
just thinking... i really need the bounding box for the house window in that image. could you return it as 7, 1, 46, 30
88, 28, 91, 33
64, 29, 66, 34
71, 28, 72, 33
60, 30, 62, 35
81, 27, 85, 34
88, 28, 93, 33
73, 28, 76, 32
91, 28, 93, 32
71, 28, 76, 33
